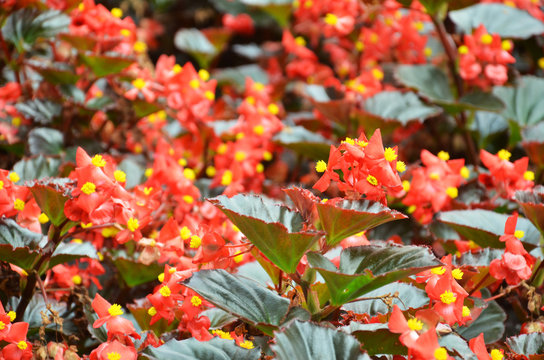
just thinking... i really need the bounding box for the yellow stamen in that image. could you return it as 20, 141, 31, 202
108, 304, 124, 316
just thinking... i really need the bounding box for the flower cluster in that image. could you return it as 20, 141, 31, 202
313, 129, 404, 204
458, 25, 515, 88
402, 150, 467, 224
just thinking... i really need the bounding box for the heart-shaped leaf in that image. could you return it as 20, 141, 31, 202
184, 269, 309, 335
453, 248, 503, 267
144, 337, 261, 360
449, 3, 544, 39
343, 282, 429, 316
316, 199, 407, 246
437, 209, 541, 250
458, 299, 506, 344
308, 245, 441, 306
343, 323, 406, 355
13, 156, 61, 182
273, 126, 332, 161
49, 241, 98, 269
28, 128, 64, 156
515, 186, 544, 237
209, 194, 321, 274
493, 76, 544, 127
0, 219, 47, 270
79, 53, 133, 77
506, 333, 544, 359
439, 334, 477, 360
113, 255, 164, 287
29, 179, 73, 227
15, 99, 61, 125
272, 320, 369, 360
363, 91, 442, 125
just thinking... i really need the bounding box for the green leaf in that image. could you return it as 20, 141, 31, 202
437, 209, 541, 250
469, 111, 508, 149
453, 248, 503, 267
449, 3, 544, 39
213, 64, 269, 91
458, 299, 506, 344
364, 91, 442, 125
316, 199, 407, 246
118, 157, 145, 189
2, 8, 70, 52
113, 256, 164, 287
28, 128, 64, 156
273, 126, 332, 161
133, 100, 162, 118
184, 270, 308, 335
343, 282, 429, 316
174, 28, 229, 68
522, 123, 544, 167
506, 333, 544, 358
456, 92, 504, 112
493, 76, 544, 126
396, 65, 453, 103
0, 218, 46, 270
144, 337, 261, 360
343, 323, 406, 356
59, 33, 97, 51
272, 320, 369, 360
201, 307, 238, 329
49, 241, 98, 269
396, 66, 504, 113
439, 334, 477, 360
209, 194, 320, 274
15, 99, 61, 125
13, 156, 61, 181
29, 62, 80, 85
29, 179, 72, 227
307, 245, 441, 306
79, 54, 133, 78
515, 186, 544, 237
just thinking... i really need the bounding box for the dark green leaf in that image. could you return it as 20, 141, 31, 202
30, 181, 71, 227
396, 65, 453, 103
49, 241, 98, 269
458, 299, 506, 343
2, 8, 70, 52
522, 123, 544, 167
113, 256, 163, 287
30, 62, 80, 85
133, 100, 162, 118
457, 92, 504, 112
28, 128, 64, 156
201, 308, 238, 329
174, 28, 228, 68
209, 194, 321, 274
493, 76, 544, 126
307, 245, 441, 306
344, 323, 406, 355
79, 54, 133, 78
272, 320, 368, 360
15, 99, 61, 125
515, 186, 544, 237
0, 218, 46, 270
363, 91, 442, 124
343, 282, 429, 316
449, 3, 544, 39
316, 199, 407, 246
469, 111, 508, 149
273, 126, 332, 161
144, 337, 261, 360
118, 157, 145, 189
453, 248, 503, 267
213, 65, 269, 91
506, 333, 544, 358
439, 334, 477, 360
184, 270, 308, 335
13, 156, 61, 181
59, 33, 96, 51
437, 209, 541, 250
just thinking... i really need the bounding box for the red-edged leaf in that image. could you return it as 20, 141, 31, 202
209, 194, 321, 274
316, 199, 407, 246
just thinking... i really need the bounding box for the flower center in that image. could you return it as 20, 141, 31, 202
407, 318, 423, 331
108, 304, 124, 316
159, 285, 171, 297
367, 175, 378, 186
434, 347, 448, 360
191, 296, 202, 307
81, 182, 96, 195
440, 290, 457, 304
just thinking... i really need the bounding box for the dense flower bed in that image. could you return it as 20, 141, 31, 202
0, 0, 543, 359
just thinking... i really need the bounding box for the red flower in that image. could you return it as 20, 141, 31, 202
2, 322, 32, 360
89, 340, 137, 360
92, 294, 140, 340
